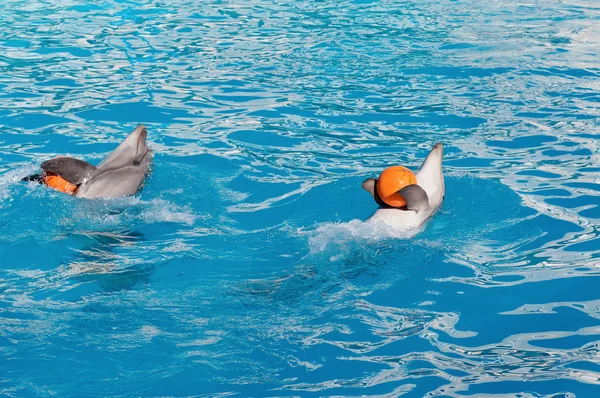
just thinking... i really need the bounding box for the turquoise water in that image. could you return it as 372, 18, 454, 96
1, 0, 600, 396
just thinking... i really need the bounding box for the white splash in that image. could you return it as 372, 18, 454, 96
306, 219, 420, 254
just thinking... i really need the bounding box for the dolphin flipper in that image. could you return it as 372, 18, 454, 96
362, 178, 385, 206
41, 157, 97, 184
398, 184, 430, 212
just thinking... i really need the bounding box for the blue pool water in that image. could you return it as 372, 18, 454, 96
1, 0, 600, 396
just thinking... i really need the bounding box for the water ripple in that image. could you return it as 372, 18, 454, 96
1, 0, 600, 396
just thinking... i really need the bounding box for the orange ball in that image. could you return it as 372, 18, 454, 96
43, 174, 78, 195
376, 166, 417, 207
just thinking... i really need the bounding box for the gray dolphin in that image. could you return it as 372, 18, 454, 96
23, 125, 151, 199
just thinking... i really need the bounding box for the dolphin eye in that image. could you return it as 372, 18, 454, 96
133, 160, 140, 166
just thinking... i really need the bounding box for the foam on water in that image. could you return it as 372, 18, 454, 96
308, 219, 420, 254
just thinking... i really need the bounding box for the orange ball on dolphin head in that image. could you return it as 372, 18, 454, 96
376, 166, 417, 207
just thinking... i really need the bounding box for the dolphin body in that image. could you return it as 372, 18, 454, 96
362, 143, 445, 231
24, 125, 150, 199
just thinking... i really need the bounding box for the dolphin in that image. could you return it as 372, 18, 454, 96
23, 125, 151, 199
362, 143, 445, 231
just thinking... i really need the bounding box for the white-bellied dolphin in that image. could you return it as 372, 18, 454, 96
362, 143, 445, 231
23, 125, 151, 199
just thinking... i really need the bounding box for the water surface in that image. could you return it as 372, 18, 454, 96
1, 0, 600, 396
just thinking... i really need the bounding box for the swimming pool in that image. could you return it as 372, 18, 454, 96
1, 0, 600, 396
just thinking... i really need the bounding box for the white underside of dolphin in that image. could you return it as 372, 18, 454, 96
38, 125, 151, 199
363, 143, 445, 231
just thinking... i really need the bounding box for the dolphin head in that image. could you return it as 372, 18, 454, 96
75, 125, 151, 198
96, 125, 149, 170
415, 142, 444, 208
418, 143, 443, 175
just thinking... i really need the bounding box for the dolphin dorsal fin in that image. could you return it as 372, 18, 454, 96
41, 157, 97, 184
